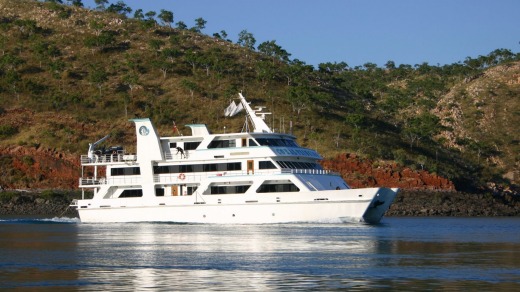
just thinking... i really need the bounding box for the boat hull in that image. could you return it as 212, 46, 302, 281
76, 188, 398, 224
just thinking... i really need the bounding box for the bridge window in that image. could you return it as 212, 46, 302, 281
257, 181, 299, 193
119, 189, 143, 198
259, 161, 277, 169
208, 139, 236, 148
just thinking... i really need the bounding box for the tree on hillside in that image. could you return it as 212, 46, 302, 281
176, 21, 187, 30
94, 0, 108, 10
318, 61, 348, 74
88, 65, 108, 95
84, 30, 117, 53
66, 0, 83, 6
191, 17, 207, 33
237, 30, 256, 50
282, 59, 313, 86
0, 53, 25, 99
133, 9, 144, 20
402, 112, 441, 150
158, 9, 174, 28
106, 1, 132, 17
286, 84, 311, 117
257, 40, 291, 63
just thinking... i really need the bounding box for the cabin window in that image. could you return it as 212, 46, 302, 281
259, 161, 277, 169
119, 189, 143, 198
257, 181, 299, 193
184, 141, 201, 150
111, 167, 141, 176
208, 139, 236, 148
209, 185, 251, 195
156, 188, 165, 197
226, 162, 241, 171
169, 142, 177, 148
248, 139, 258, 146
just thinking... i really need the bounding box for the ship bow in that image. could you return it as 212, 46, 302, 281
362, 188, 398, 224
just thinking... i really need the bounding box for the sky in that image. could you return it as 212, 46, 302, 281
82, 0, 520, 68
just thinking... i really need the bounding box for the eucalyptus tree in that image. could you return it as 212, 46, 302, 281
133, 9, 144, 20
158, 9, 174, 28
106, 1, 133, 17
237, 30, 256, 50
191, 17, 207, 33
257, 40, 291, 63
94, 0, 108, 10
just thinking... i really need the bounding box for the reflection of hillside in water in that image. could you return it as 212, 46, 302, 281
0, 221, 79, 288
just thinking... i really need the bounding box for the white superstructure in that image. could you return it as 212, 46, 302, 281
73, 93, 398, 224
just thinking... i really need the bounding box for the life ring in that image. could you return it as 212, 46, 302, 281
178, 173, 186, 180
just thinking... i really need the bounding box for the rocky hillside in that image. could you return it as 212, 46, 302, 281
0, 0, 519, 193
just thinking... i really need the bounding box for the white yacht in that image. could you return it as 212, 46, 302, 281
73, 93, 398, 224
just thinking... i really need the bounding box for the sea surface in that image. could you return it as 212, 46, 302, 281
0, 217, 519, 291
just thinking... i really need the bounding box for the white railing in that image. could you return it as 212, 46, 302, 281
280, 168, 339, 175
164, 151, 190, 160
79, 176, 142, 187
80, 154, 137, 164
153, 168, 339, 184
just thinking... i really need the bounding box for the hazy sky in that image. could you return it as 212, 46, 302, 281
82, 0, 520, 68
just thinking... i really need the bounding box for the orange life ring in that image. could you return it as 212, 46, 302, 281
178, 173, 186, 180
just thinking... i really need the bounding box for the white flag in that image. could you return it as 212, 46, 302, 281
230, 102, 243, 117
224, 101, 237, 117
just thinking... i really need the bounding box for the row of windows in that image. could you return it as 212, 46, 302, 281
111, 167, 141, 176
256, 138, 299, 147
117, 182, 300, 198
210, 185, 250, 194
257, 183, 299, 193
276, 161, 322, 170
208, 140, 236, 148
110, 160, 317, 176
154, 162, 241, 174
168, 138, 298, 150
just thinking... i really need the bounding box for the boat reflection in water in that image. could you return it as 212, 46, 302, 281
1, 218, 519, 290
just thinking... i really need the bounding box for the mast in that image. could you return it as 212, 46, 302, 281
238, 93, 272, 133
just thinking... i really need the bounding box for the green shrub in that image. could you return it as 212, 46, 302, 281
40, 190, 65, 201
22, 155, 34, 166
0, 125, 18, 138
0, 191, 17, 203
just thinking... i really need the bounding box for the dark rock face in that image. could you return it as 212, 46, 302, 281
0, 191, 78, 218
386, 190, 520, 217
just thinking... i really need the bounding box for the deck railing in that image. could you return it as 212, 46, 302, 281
80, 154, 137, 164
79, 176, 142, 187
80, 168, 339, 187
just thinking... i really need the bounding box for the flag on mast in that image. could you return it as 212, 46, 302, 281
224, 101, 237, 117
230, 101, 243, 117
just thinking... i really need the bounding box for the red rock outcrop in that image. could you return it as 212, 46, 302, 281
0, 146, 79, 189
322, 153, 455, 191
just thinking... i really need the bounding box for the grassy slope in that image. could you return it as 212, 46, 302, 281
0, 0, 518, 191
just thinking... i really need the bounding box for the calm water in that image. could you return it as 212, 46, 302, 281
0, 217, 519, 291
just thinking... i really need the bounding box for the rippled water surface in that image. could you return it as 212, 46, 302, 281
0, 217, 519, 290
